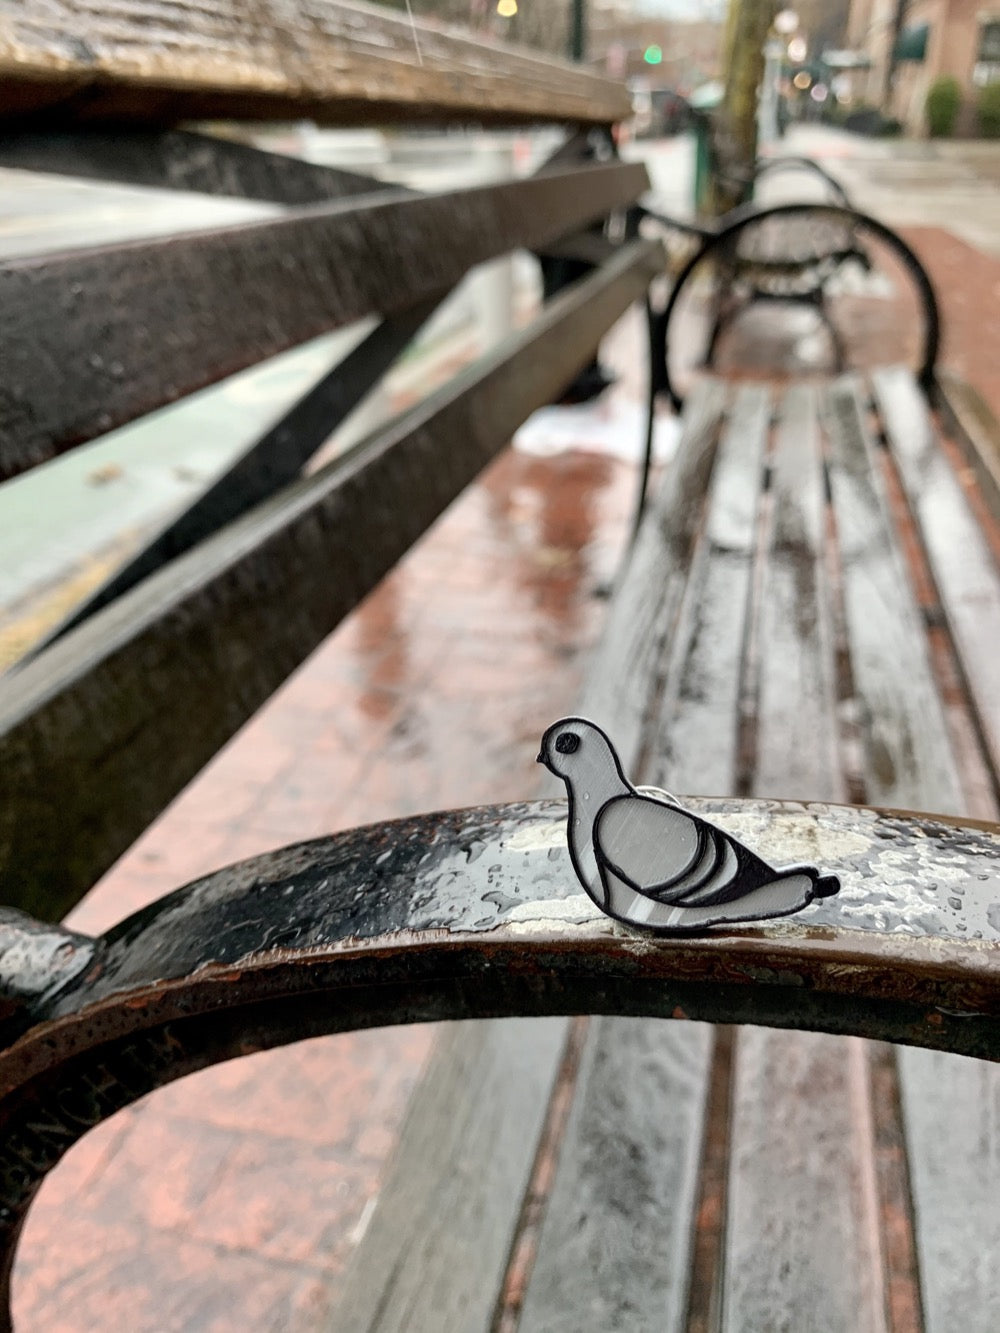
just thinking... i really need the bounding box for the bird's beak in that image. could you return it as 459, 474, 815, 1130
535, 752, 544, 764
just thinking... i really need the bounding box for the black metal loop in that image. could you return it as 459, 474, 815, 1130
652, 201, 942, 412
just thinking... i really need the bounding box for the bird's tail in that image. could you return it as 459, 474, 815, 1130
811, 872, 841, 899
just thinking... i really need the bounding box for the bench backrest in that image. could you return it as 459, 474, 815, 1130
0, 0, 657, 922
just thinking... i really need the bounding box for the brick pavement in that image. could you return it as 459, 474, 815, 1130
902, 226, 1000, 426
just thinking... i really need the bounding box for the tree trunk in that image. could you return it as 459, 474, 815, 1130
707, 0, 776, 217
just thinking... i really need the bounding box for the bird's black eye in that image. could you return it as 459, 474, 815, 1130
556, 732, 581, 755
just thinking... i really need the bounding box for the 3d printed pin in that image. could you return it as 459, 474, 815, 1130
538, 717, 840, 933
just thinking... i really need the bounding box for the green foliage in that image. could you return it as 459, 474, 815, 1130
978, 82, 1000, 138
925, 76, 962, 138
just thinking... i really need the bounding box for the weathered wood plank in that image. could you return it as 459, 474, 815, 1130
725, 1031, 887, 1333
726, 388, 886, 1333
823, 377, 963, 812
0, 240, 661, 921
518, 1019, 713, 1333
0, 129, 401, 204
649, 382, 770, 796
872, 366, 1000, 786
755, 384, 842, 803
825, 374, 1000, 1332
31, 296, 443, 652
517, 385, 745, 1333
329, 1018, 571, 1333
935, 369, 1000, 526
578, 377, 728, 766
866, 377, 1000, 1333
898, 1047, 1000, 1333
0, 0, 632, 128
0, 159, 648, 479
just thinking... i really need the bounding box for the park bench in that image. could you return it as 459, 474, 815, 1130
2, 3, 1000, 1331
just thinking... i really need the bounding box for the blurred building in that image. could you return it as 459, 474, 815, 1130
792, 0, 852, 57
847, 0, 1000, 132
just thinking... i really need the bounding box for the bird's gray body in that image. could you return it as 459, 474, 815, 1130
538, 717, 838, 933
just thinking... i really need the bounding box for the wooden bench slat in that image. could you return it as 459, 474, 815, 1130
579, 377, 728, 767
726, 386, 887, 1333
935, 369, 1000, 526
329, 1018, 572, 1333
0, 0, 632, 128
0, 239, 661, 920
0, 159, 648, 479
650, 382, 770, 796
898, 1047, 1000, 1333
823, 377, 963, 813
824, 375, 1000, 1333
516, 385, 747, 1332
726, 1032, 887, 1333
0, 128, 399, 204
518, 1019, 713, 1333
854, 375, 1000, 1333
872, 366, 1000, 787
755, 383, 842, 804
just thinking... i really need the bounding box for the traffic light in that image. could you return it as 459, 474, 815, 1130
643, 44, 663, 65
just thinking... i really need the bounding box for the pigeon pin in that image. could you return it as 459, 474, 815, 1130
537, 717, 840, 933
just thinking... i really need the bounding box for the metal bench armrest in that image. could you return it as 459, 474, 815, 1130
1, 797, 998, 1324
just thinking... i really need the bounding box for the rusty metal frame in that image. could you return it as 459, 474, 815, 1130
1, 797, 998, 1327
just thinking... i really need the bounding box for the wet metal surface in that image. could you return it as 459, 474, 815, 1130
0, 798, 994, 1028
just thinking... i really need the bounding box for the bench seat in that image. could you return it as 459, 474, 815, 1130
331, 368, 1000, 1333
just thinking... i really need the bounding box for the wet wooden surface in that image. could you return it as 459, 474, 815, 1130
579, 377, 728, 767
755, 384, 842, 804
724, 382, 887, 1333
515, 390, 748, 1333
518, 1020, 713, 1333
867, 368, 1000, 1333
874, 367, 1000, 785
512, 367, 1000, 1332
649, 382, 770, 797
33, 296, 444, 652
725, 1032, 887, 1333
0, 160, 647, 478
824, 377, 963, 813
328, 1019, 570, 1333
0, 0, 631, 128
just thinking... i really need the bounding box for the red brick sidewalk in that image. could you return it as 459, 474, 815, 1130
14, 365, 638, 1329
902, 226, 1000, 425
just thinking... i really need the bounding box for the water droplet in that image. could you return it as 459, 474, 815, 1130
949, 896, 962, 911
